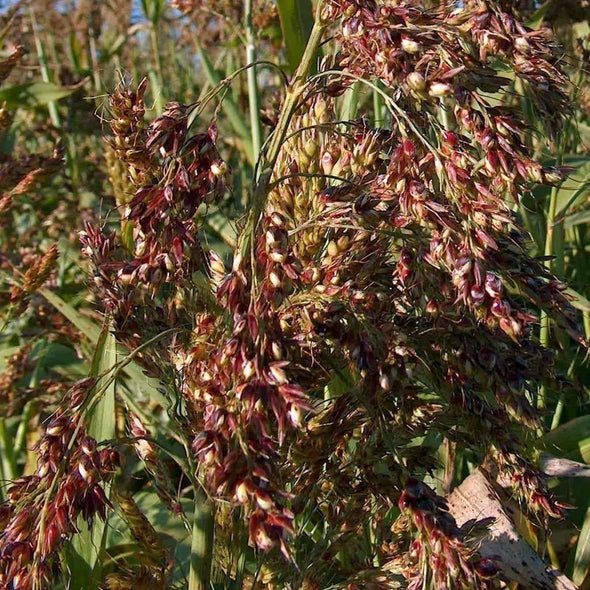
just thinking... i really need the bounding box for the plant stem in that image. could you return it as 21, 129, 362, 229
29, 6, 82, 189
188, 487, 215, 590
538, 184, 559, 409
341, 81, 360, 121
264, 17, 325, 176
245, 0, 263, 160
29, 7, 61, 130
550, 395, 564, 430
538, 145, 565, 409
373, 82, 384, 126
149, 25, 165, 114
14, 400, 35, 457
88, 32, 103, 94
0, 418, 16, 497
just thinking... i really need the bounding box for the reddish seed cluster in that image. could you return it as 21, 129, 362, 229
81, 96, 227, 335
77, 1, 584, 585
0, 379, 119, 590
187, 228, 309, 556
398, 479, 499, 590
495, 450, 570, 519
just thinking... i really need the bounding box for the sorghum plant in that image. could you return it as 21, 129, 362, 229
1, 0, 589, 589
0, 378, 119, 590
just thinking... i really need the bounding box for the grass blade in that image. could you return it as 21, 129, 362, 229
537, 416, 590, 464
65, 323, 117, 589
573, 505, 590, 586
277, 0, 314, 74
39, 288, 167, 408
188, 488, 215, 590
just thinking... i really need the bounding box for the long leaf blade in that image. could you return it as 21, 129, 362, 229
66, 323, 117, 590
0, 81, 75, 109
573, 506, 590, 585
277, 0, 314, 74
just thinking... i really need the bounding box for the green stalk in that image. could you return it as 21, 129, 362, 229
538, 140, 565, 409
188, 487, 215, 590
245, 0, 263, 160
544, 185, 563, 276
538, 183, 559, 409
29, 7, 81, 189
373, 83, 384, 127
29, 7, 61, 130
341, 81, 361, 121
14, 400, 35, 457
264, 17, 325, 176
88, 33, 103, 94
149, 25, 165, 114
0, 418, 16, 497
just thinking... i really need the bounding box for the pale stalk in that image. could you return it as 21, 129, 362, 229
245, 0, 263, 160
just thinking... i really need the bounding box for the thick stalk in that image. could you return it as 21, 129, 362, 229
264, 17, 325, 176
373, 84, 384, 127
245, 0, 263, 160
538, 185, 559, 409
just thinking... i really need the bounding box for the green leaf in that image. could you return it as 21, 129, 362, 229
555, 155, 590, 215
39, 288, 167, 409
87, 323, 117, 441
564, 209, 590, 229
192, 38, 254, 165
0, 82, 75, 109
189, 489, 215, 590
537, 416, 590, 465
140, 0, 166, 24
39, 288, 102, 345
564, 287, 590, 314
339, 82, 361, 121
107, 490, 193, 586
527, 0, 554, 29
67, 32, 86, 75
0, 346, 20, 371
66, 323, 117, 590
277, 0, 315, 74
573, 505, 590, 585
99, 33, 128, 62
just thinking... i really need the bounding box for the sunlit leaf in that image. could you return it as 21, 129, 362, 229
66, 324, 117, 590
0, 82, 75, 109
277, 0, 314, 73
537, 416, 590, 464
573, 506, 590, 586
